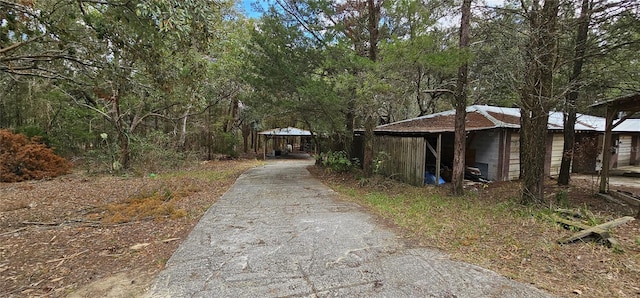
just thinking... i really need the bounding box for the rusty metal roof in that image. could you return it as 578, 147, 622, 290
375, 105, 624, 134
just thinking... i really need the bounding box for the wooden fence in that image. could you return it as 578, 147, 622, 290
373, 135, 426, 186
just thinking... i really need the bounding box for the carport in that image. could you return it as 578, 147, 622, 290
590, 93, 640, 193
258, 127, 313, 160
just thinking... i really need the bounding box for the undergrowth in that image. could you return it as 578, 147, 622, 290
316, 151, 359, 173
95, 160, 263, 224
316, 170, 639, 297
0, 129, 72, 182
99, 185, 188, 224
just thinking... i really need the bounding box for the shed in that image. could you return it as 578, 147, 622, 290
362, 105, 620, 186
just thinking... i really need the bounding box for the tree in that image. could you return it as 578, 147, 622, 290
246, 0, 389, 168
469, 5, 524, 107
379, 1, 459, 121
2, 0, 242, 169
242, 6, 346, 152
558, 0, 591, 185
451, 0, 472, 196
519, 0, 559, 204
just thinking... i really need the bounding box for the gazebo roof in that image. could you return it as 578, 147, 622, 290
258, 127, 312, 136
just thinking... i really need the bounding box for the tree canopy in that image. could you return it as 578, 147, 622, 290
1, 0, 639, 201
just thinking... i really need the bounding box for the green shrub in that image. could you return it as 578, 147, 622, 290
213, 132, 239, 157
318, 151, 358, 172
373, 151, 390, 174
14, 125, 52, 147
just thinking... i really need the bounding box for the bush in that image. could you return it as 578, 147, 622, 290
130, 132, 199, 173
213, 132, 240, 158
317, 151, 358, 172
0, 129, 72, 182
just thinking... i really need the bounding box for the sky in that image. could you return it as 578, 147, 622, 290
239, 0, 269, 19
238, 0, 507, 20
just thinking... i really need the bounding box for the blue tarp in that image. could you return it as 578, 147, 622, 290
424, 172, 445, 185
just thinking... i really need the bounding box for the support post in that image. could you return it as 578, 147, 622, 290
599, 107, 616, 193
263, 135, 267, 160
436, 134, 442, 186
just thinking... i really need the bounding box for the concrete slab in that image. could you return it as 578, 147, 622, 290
610, 165, 640, 177
146, 159, 552, 298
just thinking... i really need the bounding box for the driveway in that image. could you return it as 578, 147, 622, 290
146, 158, 551, 297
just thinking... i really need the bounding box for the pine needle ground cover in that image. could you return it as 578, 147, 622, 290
0, 159, 261, 297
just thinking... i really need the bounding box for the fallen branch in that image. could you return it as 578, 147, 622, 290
161, 237, 180, 243
596, 193, 627, 207
557, 216, 635, 246
21, 219, 102, 228
21, 221, 59, 226
0, 227, 28, 236
610, 190, 640, 218
46, 249, 89, 264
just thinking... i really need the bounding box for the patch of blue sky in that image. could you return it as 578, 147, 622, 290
239, 0, 273, 19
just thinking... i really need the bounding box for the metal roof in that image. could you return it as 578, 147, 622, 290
375, 105, 639, 134
258, 127, 312, 136
590, 93, 640, 111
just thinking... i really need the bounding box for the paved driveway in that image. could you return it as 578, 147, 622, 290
146, 159, 551, 297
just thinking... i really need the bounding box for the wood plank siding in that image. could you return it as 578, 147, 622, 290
508, 134, 520, 180
632, 136, 639, 165
373, 136, 426, 186
549, 133, 565, 176
617, 135, 633, 167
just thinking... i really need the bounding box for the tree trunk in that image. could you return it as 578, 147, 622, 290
360, 0, 381, 177
117, 126, 130, 170
366, 0, 380, 62
241, 122, 251, 153
225, 97, 239, 133
345, 101, 355, 156
363, 115, 375, 177
113, 98, 130, 170
177, 106, 191, 151
451, 0, 472, 196
558, 108, 576, 185
520, 107, 549, 204
206, 105, 213, 160
520, 0, 559, 204
558, 0, 590, 185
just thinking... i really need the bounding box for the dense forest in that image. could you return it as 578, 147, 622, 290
1, 0, 639, 202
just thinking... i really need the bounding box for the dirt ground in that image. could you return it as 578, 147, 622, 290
0, 159, 261, 297
1, 160, 638, 297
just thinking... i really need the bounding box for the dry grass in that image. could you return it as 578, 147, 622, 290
310, 167, 640, 298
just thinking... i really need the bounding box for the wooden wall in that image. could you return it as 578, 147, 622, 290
617, 135, 633, 167
548, 133, 565, 176
508, 133, 520, 180
632, 136, 639, 165
373, 135, 426, 186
